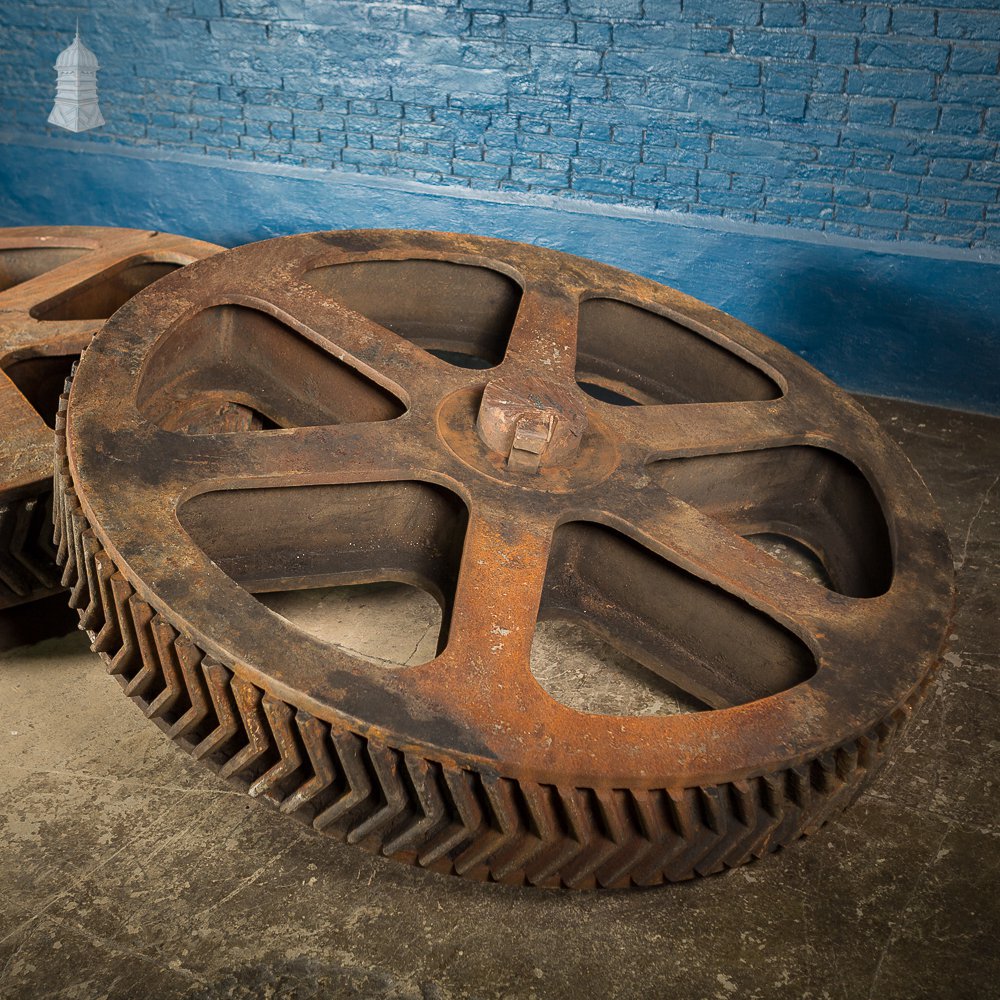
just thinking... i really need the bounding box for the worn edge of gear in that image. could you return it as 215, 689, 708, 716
53, 372, 949, 890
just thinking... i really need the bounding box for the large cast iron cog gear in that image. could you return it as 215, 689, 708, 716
0, 226, 221, 630
54, 230, 954, 888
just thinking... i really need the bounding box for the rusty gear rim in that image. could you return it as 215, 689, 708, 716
0, 226, 220, 611
55, 230, 954, 888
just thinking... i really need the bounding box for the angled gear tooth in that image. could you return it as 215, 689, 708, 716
67, 513, 90, 606
631, 788, 697, 885
487, 781, 553, 883
689, 787, 731, 877
144, 615, 184, 720
52, 470, 66, 548
78, 532, 103, 626
65, 507, 88, 605
788, 764, 813, 810
167, 636, 211, 740
845, 735, 882, 809
280, 711, 337, 815
54, 487, 71, 567
121, 595, 160, 700
313, 730, 373, 831
453, 776, 519, 877
107, 573, 140, 677
857, 731, 879, 770
417, 767, 484, 869
559, 789, 627, 889
249, 697, 302, 801
64, 500, 82, 588
77, 530, 103, 631
54, 461, 73, 555
667, 789, 698, 838
745, 773, 788, 861
764, 770, 807, 852
812, 752, 841, 796
524, 786, 589, 887
346, 742, 409, 846
699, 784, 726, 833
836, 743, 860, 783
60, 499, 77, 584
382, 756, 447, 857
802, 750, 867, 837
219, 676, 270, 780
191, 658, 240, 760
594, 789, 663, 888
760, 771, 787, 821
90, 549, 120, 653
722, 777, 756, 827
698, 780, 758, 873
626, 791, 674, 887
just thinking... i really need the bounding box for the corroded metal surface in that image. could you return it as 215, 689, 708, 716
55, 230, 955, 887
0, 226, 221, 617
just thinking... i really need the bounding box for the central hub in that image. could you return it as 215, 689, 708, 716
476, 374, 588, 473
437, 385, 618, 494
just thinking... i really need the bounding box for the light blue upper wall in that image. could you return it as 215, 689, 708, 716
2, 0, 1000, 249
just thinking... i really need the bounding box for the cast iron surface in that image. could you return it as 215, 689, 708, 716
0, 226, 221, 614
55, 230, 954, 888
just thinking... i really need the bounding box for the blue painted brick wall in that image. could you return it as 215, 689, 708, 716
2, 0, 1000, 250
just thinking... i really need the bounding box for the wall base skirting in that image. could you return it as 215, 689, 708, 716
1, 140, 996, 413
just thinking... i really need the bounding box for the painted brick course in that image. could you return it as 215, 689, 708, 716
2, 1, 999, 249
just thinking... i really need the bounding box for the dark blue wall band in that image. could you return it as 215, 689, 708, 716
1, 140, 997, 413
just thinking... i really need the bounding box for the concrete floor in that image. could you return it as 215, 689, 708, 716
1, 395, 997, 1000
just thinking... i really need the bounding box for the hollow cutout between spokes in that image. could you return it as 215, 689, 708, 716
2, 353, 77, 429
649, 446, 893, 598
0, 246, 91, 294
136, 304, 406, 433
177, 481, 468, 667
303, 259, 522, 368
537, 520, 816, 711
576, 298, 780, 405
259, 582, 443, 668
530, 618, 706, 716
30, 258, 182, 320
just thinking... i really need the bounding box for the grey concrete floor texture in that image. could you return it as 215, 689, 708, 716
1, 395, 997, 1000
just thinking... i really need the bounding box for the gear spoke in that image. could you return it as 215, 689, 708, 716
605, 482, 869, 660
137, 418, 427, 501
0, 318, 97, 356
498, 282, 581, 385
0, 248, 119, 308
238, 270, 461, 402
607, 395, 815, 463
0, 229, 208, 317
420, 499, 554, 707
